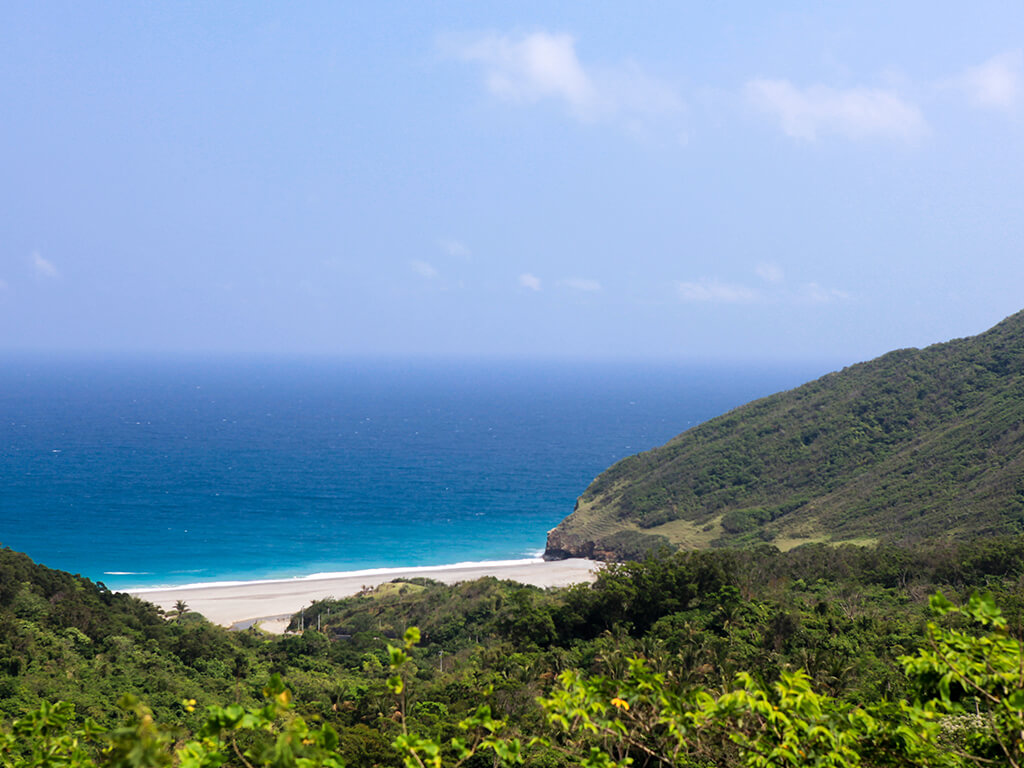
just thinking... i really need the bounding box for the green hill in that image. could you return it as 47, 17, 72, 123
545, 309, 1024, 560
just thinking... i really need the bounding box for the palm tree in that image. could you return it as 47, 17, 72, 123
172, 600, 189, 623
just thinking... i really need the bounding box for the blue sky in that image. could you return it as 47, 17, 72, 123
2, 2, 1023, 363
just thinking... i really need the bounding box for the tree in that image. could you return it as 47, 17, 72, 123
172, 600, 189, 623
4, 592, 1024, 768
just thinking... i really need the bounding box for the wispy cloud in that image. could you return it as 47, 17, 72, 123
454, 31, 681, 127
31, 251, 60, 279
948, 51, 1022, 110
560, 277, 601, 292
439, 238, 472, 259
518, 273, 542, 291
460, 31, 596, 116
410, 260, 438, 279
677, 279, 756, 303
755, 262, 784, 284
676, 271, 849, 305
745, 78, 927, 142
799, 282, 850, 304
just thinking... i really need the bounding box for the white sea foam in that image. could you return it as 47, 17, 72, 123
128, 557, 546, 593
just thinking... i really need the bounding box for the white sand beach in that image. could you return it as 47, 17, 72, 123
130, 558, 599, 633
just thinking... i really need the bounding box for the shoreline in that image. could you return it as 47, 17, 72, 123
122, 556, 553, 593
130, 557, 599, 633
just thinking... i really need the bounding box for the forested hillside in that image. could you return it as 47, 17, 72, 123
546, 309, 1024, 560
5, 538, 1024, 765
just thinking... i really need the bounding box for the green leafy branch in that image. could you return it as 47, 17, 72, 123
387, 627, 522, 768
901, 591, 1024, 767
0, 677, 345, 768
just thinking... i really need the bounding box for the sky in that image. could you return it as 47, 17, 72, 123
2, 2, 1023, 363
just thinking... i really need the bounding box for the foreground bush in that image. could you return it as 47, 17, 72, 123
3, 593, 1022, 768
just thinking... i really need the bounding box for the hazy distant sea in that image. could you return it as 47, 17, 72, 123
0, 358, 830, 590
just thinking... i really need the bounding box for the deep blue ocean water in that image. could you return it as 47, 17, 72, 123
0, 358, 831, 590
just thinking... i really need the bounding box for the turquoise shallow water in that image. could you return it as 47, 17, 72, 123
0, 358, 829, 590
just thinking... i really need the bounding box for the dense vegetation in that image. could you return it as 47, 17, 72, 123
4, 535, 1024, 765
546, 309, 1024, 560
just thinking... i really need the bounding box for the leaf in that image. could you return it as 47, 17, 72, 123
404, 626, 421, 647
1006, 690, 1024, 710
929, 592, 956, 616
388, 645, 409, 668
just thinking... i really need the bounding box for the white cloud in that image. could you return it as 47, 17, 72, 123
461, 31, 597, 116
677, 279, 756, 303
455, 31, 681, 125
518, 273, 541, 291
952, 51, 1022, 110
799, 282, 850, 304
439, 239, 472, 259
31, 251, 59, 278
410, 260, 438, 279
677, 274, 849, 305
756, 262, 784, 284
745, 78, 927, 141
560, 277, 601, 292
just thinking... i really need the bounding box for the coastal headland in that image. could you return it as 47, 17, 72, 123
131, 558, 598, 633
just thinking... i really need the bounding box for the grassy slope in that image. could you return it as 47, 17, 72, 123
546, 310, 1024, 559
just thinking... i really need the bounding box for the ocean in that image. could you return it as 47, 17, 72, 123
0, 357, 831, 590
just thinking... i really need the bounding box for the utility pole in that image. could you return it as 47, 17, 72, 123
438, 649, 444, 673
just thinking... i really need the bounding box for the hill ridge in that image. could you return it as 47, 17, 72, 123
545, 310, 1024, 560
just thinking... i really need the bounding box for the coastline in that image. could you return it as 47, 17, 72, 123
130, 557, 599, 633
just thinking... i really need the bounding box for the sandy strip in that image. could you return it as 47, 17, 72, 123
130, 559, 598, 633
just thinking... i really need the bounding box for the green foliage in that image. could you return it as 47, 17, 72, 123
537, 592, 1024, 768
902, 592, 1024, 766
720, 507, 772, 534
594, 531, 672, 560
387, 627, 522, 768
0, 700, 104, 768
0, 679, 345, 768
7, 543, 1024, 767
